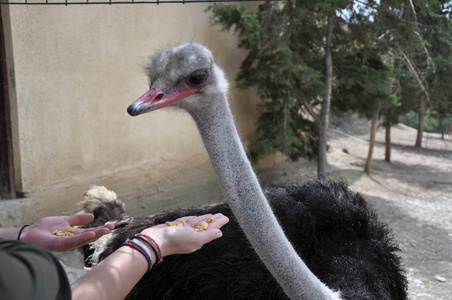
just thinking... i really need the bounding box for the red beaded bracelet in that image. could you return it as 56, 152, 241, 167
121, 239, 152, 272
135, 233, 163, 265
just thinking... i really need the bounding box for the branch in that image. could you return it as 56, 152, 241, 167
303, 101, 320, 124
414, 31, 436, 74
404, 0, 436, 74
407, 0, 418, 25
397, 0, 436, 82
399, 51, 431, 105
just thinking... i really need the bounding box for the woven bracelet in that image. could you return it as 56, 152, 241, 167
122, 240, 151, 272
121, 238, 153, 272
130, 239, 154, 270
132, 235, 161, 266
17, 225, 30, 240
136, 233, 163, 264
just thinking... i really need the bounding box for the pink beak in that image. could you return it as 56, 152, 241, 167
127, 87, 198, 116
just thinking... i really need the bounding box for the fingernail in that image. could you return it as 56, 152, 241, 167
215, 231, 223, 239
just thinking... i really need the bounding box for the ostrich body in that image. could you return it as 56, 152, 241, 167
85, 181, 406, 300
128, 44, 338, 299
86, 44, 406, 299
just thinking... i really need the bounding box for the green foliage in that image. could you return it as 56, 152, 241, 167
249, 104, 318, 162
207, 0, 451, 162
397, 0, 452, 130
207, 1, 328, 162
400, 108, 452, 133
334, 53, 397, 118
207, 4, 260, 49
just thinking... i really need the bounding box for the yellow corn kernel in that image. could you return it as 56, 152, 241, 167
66, 228, 74, 233
206, 218, 213, 224
165, 222, 174, 226
201, 222, 209, 230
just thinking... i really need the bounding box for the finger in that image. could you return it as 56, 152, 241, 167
197, 228, 224, 245
67, 213, 95, 227
104, 223, 115, 230
191, 215, 216, 227
208, 214, 230, 229
172, 214, 212, 223
164, 214, 211, 227
190, 213, 228, 228
56, 227, 112, 252
60, 234, 106, 252
167, 214, 227, 228
53, 231, 96, 252
77, 224, 115, 232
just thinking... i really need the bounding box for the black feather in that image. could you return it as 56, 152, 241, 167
86, 179, 407, 300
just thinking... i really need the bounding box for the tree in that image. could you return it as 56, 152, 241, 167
395, 0, 452, 147
208, 0, 450, 176
337, 0, 450, 168
420, 1, 452, 140
334, 51, 396, 173
333, 0, 400, 174
208, 0, 349, 178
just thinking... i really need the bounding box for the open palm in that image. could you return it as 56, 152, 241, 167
20, 213, 114, 252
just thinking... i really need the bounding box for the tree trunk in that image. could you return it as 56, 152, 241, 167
364, 111, 379, 174
439, 117, 444, 140
415, 95, 426, 148
317, 15, 334, 179
385, 124, 391, 163
317, 122, 326, 179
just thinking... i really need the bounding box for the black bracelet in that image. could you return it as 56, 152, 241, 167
132, 235, 160, 266
17, 225, 30, 240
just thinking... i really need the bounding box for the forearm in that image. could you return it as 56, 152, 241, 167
0, 227, 21, 240
71, 245, 153, 300
71, 214, 228, 300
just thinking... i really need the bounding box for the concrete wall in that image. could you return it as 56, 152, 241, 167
1, 3, 262, 226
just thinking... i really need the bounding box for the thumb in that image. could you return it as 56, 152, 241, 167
68, 213, 95, 227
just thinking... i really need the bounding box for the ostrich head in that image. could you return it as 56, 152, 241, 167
127, 43, 229, 117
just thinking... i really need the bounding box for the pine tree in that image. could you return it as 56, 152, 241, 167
208, 0, 349, 178
207, 0, 451, 176
394, 0, 452, 148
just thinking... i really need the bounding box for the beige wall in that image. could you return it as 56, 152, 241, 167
1, 3, 261, 225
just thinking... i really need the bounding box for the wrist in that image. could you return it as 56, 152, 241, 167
139, 230, 169, 257
121, 239, 154, 272
121, 234, 164, 271
17, 225, 31, 241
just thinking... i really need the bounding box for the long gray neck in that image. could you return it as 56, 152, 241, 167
189, 94, 340, 300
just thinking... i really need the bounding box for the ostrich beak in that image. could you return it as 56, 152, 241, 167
127, 87, 198, 116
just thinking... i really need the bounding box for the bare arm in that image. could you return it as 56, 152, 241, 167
71, 213, 229, 300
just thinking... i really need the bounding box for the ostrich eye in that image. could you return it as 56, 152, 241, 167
186, 69, 208, 86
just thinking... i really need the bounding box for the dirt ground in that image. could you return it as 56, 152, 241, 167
275, 120, 452, 300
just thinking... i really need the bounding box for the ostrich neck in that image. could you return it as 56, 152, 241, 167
189, 95, 340, 300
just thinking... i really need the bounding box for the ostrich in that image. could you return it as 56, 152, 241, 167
85, 44, 407, 299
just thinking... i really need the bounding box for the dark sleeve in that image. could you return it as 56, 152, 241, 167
0, 239, 71, 300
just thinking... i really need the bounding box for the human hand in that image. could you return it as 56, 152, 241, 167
20, 213, 114, 252
140, 213, 229, 257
